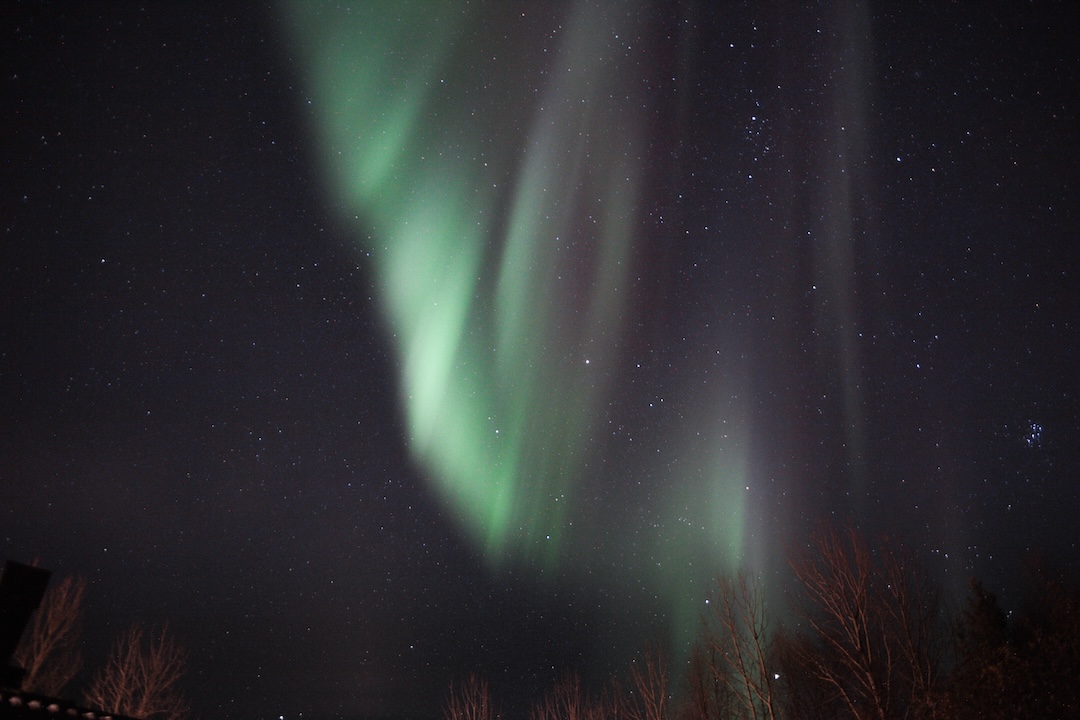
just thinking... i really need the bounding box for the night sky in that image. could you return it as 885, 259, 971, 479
3, 2, 1078, 720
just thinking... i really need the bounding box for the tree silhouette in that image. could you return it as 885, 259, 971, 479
622, 643, 670, 720
12, 574, 85, 696
939, 566, 1080, 718
84, 623, 189, 720
937, 579, 1014, 719
1014, 564, 1080, 715
445, 674, 498, 720
688, 570, 780, 720
785, 525, 943, 720
530, 674, 605, 720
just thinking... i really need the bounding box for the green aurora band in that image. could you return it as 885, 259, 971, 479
281, 0, 750, 651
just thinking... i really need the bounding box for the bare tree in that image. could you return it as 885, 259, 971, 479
623, 643, 670, 720
877, 536, 943, 715
445, 674, 498, 720
772, 628, 832, 720
940, 566, 1080, 719
700, 570, 781, 720
531, 674, 605, 720
84, 623, 189, 720
684, 570, 781, 720
683, 643, 734, 720
786, 525, 943, 720
13, 575, 86, 696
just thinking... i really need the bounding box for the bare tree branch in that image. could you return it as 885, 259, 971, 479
84, 623, 189, 720
692, 569, 780, 720
444, 674, 498, 720
623, 643, 669, 720
13, 575, 85, 696
787, 525, 943, 720
531, 674, 605, 720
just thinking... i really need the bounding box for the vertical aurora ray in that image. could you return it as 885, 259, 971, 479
280, 0, 648, 567
811, 0, 874, 511
646, 357, 752, 653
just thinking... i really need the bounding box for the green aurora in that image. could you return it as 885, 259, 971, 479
281, 0, 750, 652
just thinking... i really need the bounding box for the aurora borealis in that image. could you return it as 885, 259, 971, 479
282, 0, 647, 564
282, 0, 747, 634
4, 2, 1079, 719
